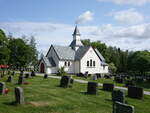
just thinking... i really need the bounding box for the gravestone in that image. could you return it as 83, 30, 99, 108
60, 76, 73, 88
0, 82, 5, 95
112, 90, 125, 103
87, 82, 98, 95
92, 75, 97, 80
15, 87, 24, 104
7, 70, 11, 75
125, 80, 135, 87
104, 75, 111, 79
77, 73, 84, 77
96, 73, 101, 78
103, 83, 114, 91
70, 78, 74, 84
128, 86, 143, 99
113, 101, 134, 113
44, 74, 48, 79
31, 71, 36, 77
84, 71, 88, 78
115, 76, 124, 83
25, 73, 30, 78
6, 76, 13, 83
18, 76, 24, 85
11, 71, 15, 76
20, 70, 24, 76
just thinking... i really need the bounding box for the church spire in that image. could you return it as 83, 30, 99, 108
73, 25, 80, 36
70, 25, 83, 51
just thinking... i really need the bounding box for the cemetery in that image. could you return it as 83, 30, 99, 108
0, 1, 150, 112
0, 71, 150, 113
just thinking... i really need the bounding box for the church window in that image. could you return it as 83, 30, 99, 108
93, 61, 95, 67
90, 59, 92, 67
103, 66, 105, 70
64, 62, 67, 66
87, 61, 89, 67
68, 62, 70, 66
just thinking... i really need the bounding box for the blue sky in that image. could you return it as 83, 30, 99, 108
0, 0, 150, 54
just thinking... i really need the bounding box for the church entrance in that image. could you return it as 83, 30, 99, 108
40, 63, 45, 73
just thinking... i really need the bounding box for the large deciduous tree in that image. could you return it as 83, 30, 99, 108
127, 51, 150, 75
0, 29, 10, 64
8, 38, 33, 69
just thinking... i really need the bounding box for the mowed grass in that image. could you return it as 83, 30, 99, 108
0, 75, 150, 113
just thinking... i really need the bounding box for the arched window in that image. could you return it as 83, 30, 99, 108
64, 62, 67, 66
90, 59, 92, 67
87, 61, 89, 67
68, 62, 70, 66
93, 61, 95, 67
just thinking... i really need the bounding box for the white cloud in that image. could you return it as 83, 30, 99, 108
0, 22, 74, 54
90, 23, 150, 50
76, 11, 94, 24
97, 0, 150, 5
110, 9, 144, 25
0, 21, 150, 54
91, 23, 150, 39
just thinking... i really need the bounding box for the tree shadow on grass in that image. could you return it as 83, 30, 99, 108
80, 91, 99, 95
104, 99, 112, 102
80, 91, 87, 95
3, 101, 17, 106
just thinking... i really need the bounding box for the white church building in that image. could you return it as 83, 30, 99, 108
38, 26, 108, 74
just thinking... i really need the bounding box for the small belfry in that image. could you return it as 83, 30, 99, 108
70, 25, 83, 51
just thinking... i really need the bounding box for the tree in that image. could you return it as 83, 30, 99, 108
109, 62, 117, 74
8, 38, 33, 69
0, 29, 10, 64
29, 36, 38, 65
127, 51, 150, 75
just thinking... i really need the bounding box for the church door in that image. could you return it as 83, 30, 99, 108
40, 63, 45, 73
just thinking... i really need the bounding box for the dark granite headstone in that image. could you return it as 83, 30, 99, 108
115, 76, 124, 83
25, 73, 30, 78
128, 86, 143, 99
6, 76, 13, 83
113, 101, 134, 113
44, 74, 48, 79
15, 87, 24, 104
112, 90, 125, 103
31, 71, 36, 77
11, 71, 15, 76
87, 82, 98, 95
103, 83, 114, 91
92, 75, 97, 80
125, 80, 135, 87
0, 82, 5, 95
18, 76, 24, 85
60, 76, 73, 88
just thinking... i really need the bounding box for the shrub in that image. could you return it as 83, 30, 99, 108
57, 67, 66, 76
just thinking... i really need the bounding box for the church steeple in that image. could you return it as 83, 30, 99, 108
70, 25, 83, 51
73, 25, 81, 36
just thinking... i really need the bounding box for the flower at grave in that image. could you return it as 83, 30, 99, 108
4, 88, 10, 94
24, 82, 30, 85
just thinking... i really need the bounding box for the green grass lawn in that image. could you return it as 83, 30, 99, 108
0, 75, 150, 113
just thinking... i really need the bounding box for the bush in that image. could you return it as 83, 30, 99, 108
57, 67, 66, 76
